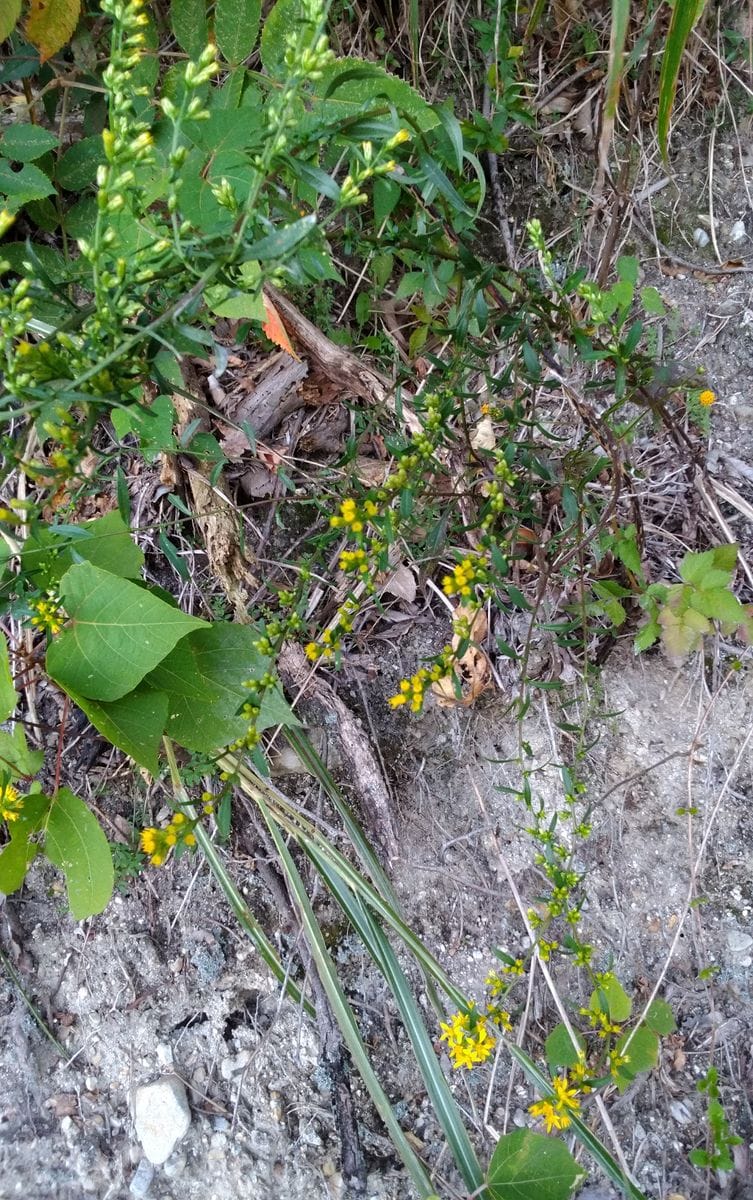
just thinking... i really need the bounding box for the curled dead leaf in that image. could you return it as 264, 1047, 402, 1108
470, 416, 496, 451
431, 604, 492, 708
353, 456, 391, 487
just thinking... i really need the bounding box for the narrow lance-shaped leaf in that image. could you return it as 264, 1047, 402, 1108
658, 0, 708, 159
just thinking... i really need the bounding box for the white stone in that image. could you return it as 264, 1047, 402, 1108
693, 227, 710, 248
730, 219, 747, 243
132, 1075, 191, 1165
727, 929, 753, 956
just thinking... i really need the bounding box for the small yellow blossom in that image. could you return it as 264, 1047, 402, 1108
698, 389, 716, 407
529, 1098, 570, 1133
29, 596, 65, 636
440, 1009, 496, 1070
0, 783, 24, 823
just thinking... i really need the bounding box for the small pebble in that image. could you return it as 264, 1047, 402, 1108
729, 219, 747, 243
132, 1075, 191, 1165
727, 929, 753, 957
129, 1158, 154, 1199
693, 228, 710, 248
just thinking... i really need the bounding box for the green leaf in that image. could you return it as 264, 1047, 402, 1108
205, 284, 266, 319
0, 726, 45, 777
487, 1129, 585, 1200
313, 59, 437, 130
616, 254, 638, 285
590, 973, 631, 1022
0, 123, 58, 162
658, 0, 707, 159
111, 394, 177, 461
597, 0, 629, 169
0, 631, 18, 723
43, 786, 114, 919
659, 605, 708, 659
645, 998, 675, 1036
0, 159, 55, 205
215, 0, 261, 64
710, 542, 739, 573
56, 134, 104, 190
23, 511, 145, 590
25, 0, 80, 61
640, 286, 665, 316
244, 214, 317, 260
170, 0, 208, 57
613, 1024, 659, 1092
260, 0, 305, 73
634, 619, 659, 653
47, 562, 206, 702
0, 0, 22, 42
689, 587, 745, 624
67, 685, 167, 776
545, 1023, 586, 1072
0, 793, 48, 896
679, 548, 721, 587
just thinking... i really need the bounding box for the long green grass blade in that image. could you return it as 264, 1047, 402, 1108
598, 0, 630, 171
507, 1043, 648, 1200
309, 845, 487, 1197
257, 795, 437, 1198
220, 755, 470, 1009
658, 0, 708, 159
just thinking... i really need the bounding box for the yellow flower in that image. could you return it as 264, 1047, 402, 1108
0, 783, 24, 823
439, 1010, 496, 1070
698, 389, 716, 407
552, 1075, 581, 1113
529, 1099, 570, 1133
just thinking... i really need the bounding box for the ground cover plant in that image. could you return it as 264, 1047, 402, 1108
0, 0, 750, 1197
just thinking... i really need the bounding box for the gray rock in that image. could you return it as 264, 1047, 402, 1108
132, 1075, 191, 1165
727, 929, 753, 957
693, 227, 710, 248
129, 1158, 154, 1198
729, 219, 747, 243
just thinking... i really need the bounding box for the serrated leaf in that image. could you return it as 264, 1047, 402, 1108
26, 0, 80, 61
711, 542, 739, 572
679, 548, 719, 586
0, 726, 45, 777
590, 974, 631, 1022
56, 134, 104, 190
0, 159, 55, 204
216, 0, 261, 64
659, 605, 707, 659
487, 1128, 585, 1200
170, 0, 208, 57
47, 562, 206, 703
545, 1023, 586, 1072
43, 787, 114, 918
640, 286, 665, 316
689, 587, 745, 624
260, 0, 306, 73
0, 123, 58, 162
68, 685, 167, 776
0, 793, 48, 895
0, 0, 22, 42
645, 998, 675, 1036
0, 631, 17, 722
205, 284, 267, 319
23, 511, 145, 591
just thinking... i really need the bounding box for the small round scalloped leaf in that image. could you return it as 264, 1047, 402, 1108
487, 1129, 585, 1200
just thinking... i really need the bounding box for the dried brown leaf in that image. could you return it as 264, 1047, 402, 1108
380, 563, 417, 603
470, 416, 495, 451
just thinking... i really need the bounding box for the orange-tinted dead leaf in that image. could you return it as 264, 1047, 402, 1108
26, 0, 80, 61
262, 295, 299, 359
431, 604, 492, 708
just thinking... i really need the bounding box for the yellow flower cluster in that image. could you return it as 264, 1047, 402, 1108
339, 548, 369, 574
442, 556, 486, 599
529, 1074, 582, 1132
330, 497, 379, 533
440, 1010, 496, 1070
29, 596, 65, 636
388, 659, 450, 712
698, 389, 715, 407
140, 811, 196, 866
581, 1006, 623, 1038
304, 626, 343, 662
0, 783, 24, 823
